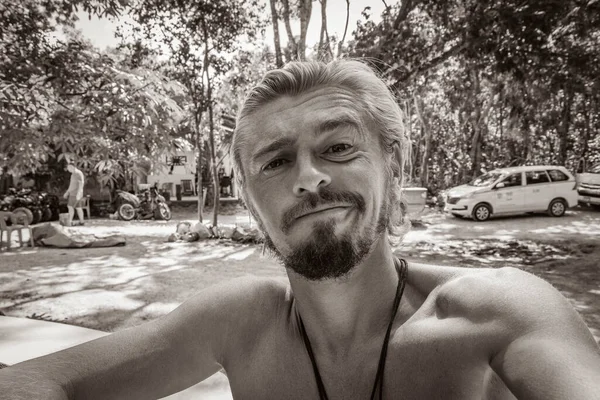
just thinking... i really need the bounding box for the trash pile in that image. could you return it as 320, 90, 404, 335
167, 221, 264, 244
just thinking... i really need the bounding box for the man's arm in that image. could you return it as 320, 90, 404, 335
0, 277, 277, 400
488, 268, 600, 400
413, 264, 600, 399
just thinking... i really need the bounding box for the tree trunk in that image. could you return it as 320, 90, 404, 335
269, 0, 284, 67
521, 118, 530, 163
201, 18, 220, 227
281, 0, 298, 60
208, 80, 219, 227
580, 94, 591, 161
318, 0, 328, 60
298, 0, 312, 61
336, 0, 350, 58
557, 85, 573, 165
194, 111, 203, 222
414, 95, 432, 187
468, 69, 484, 179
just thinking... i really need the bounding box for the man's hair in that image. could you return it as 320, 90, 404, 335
232, 59, 411, 239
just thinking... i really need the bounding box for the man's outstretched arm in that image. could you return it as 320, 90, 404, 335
0, 277, 273, 400
488, 268, 600, 400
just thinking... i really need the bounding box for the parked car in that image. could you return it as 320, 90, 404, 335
575, 159, 600, 209
443, 165, 578, 221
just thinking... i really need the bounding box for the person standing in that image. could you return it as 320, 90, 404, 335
63, 160, 85, 226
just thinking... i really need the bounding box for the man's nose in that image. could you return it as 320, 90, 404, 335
292, 157, 331, 196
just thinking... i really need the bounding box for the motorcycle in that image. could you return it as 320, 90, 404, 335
114, 183, 171, 221
0, 188, 58, 225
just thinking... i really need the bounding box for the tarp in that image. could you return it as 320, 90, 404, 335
32, 223, 126, 248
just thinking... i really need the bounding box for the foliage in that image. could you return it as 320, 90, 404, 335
123, 0, 266, 223
1, 0, 188, 192
350, 0, 600, 193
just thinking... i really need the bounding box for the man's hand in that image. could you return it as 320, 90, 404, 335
63, 192, 69, 199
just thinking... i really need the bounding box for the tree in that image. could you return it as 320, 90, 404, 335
269, 0, 284, 67
1, 2, 187, 194
349, 0, 600, 194
126, 0, 265, 224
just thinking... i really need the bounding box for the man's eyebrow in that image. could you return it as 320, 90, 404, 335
316, 114, 364, 136
252, 136, 297, 163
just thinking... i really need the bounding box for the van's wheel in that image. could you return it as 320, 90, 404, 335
548, 199, 567, 217
472, 203, 491, 221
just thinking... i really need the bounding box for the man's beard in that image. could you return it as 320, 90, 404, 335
261, 186, 392, 281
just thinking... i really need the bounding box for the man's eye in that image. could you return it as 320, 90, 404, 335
324, 144, 353, 154
264, 159, 287, 170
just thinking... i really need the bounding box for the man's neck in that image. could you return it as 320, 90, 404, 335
287, 236, 400, 358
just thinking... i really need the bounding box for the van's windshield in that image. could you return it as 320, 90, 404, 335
468, 172, 505, 187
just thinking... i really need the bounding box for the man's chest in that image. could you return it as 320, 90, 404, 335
224, 320, 501, 400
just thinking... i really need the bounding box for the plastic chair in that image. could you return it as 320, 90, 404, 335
80, 195, 91, 219
0, 211, 34, 251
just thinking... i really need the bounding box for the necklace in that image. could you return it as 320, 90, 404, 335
296, 258, 408, 400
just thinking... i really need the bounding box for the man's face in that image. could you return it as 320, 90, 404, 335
240, 86, 394, 281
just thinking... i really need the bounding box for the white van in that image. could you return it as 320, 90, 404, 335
443, 165, 578, 221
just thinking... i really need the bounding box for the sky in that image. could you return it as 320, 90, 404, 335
72, 0, 388, 51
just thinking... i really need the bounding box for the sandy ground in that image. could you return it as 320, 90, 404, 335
1, 206, 598, 337
1, 206, 599, 399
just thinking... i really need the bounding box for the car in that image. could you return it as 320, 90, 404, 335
575, 159, 600, 209
443, 165, 578, 221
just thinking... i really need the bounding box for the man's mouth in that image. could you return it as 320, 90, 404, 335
295, 205, 350, 220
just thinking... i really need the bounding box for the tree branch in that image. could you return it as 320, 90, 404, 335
281, 0, 297, 55
392, 39, 470, 87
337, 0, 350, 58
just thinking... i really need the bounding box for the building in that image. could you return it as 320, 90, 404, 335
146, 148, 238, 201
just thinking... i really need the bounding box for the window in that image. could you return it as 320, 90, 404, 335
547, 169, 569, 182
501, 173, 522, 188
167, 156, 187, 166
525, 171, 550, 185
469, 172, 504, 187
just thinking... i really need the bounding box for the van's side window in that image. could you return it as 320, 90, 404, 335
525, 171, 550, 185
547, 169, 569, 182
502, 173, 522, 187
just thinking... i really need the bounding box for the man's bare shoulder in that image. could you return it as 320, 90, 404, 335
178, 276, 289, 321
406, 262, 590, 343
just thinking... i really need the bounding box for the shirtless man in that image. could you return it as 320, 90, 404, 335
63, 160, 85, 226
1, 60, 599, 400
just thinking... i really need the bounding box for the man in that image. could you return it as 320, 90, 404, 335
63, 160, 85, 226
1, 60, 599, 399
